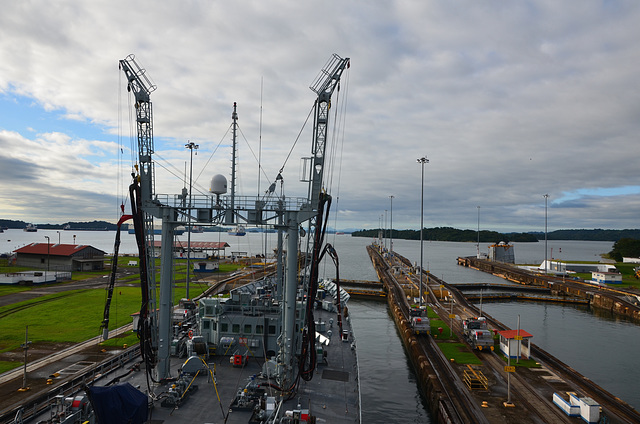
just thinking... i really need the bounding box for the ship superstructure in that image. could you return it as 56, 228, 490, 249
82, 53, 356, 423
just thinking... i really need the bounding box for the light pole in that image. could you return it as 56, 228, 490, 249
476, 206, 480, 258
57, 231, 60, 245
44, 236, 50, 272
185, 141, 199, 299
384, 209, 388, 250
417, 156, 429, 307
544, 194, 549, 274
389, 195, 394, 253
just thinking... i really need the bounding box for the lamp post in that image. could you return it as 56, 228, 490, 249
544, 194, 549, 274
44, 236, 50, 272
185, 141, 199, 299
417, 156, 429, 307
57, 231, 60, 245
384, 209, 388, 251
389, 195, 394, 253
476, 206, 480, 258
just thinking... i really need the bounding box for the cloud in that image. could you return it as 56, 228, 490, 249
0, 1, 639, 231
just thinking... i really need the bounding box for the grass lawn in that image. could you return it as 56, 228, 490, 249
436, 341, 482, 365
496, 352, 541, 368
0, 256, 248, 375
0, 287, 141, 353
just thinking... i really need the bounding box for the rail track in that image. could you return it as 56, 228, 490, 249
438, 272, 640, 423
0, 265, 275, 424
368, 245, 488, 423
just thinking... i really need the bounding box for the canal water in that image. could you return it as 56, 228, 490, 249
2, 230, 639, 420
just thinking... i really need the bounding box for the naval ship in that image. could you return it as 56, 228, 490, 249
10, 53, 358, 424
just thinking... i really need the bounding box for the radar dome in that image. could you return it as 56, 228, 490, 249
210, 174, 228, 195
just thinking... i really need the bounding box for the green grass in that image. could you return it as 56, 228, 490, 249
429, 318, 458, 341
436, 342, 482, 365
614, 263, 640, 290
0, 288, 141, 352
0, 256, 244, 375
99, 330, 141, 350
497, 352, 541, 368
0, 361, 17, 374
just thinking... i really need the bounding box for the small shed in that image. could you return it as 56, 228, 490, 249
498, 329, 533, 359
14, 243, 106, 271
591, 271, 622, 285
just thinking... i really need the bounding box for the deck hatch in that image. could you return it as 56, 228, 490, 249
321, 369, 350, 382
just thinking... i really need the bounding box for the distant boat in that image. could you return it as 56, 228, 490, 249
63, 224, 71, 230
24, 223, 37, 232
188, 225, 204, 233
228, 225, 246, 236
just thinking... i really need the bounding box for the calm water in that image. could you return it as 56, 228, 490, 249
3, 230, 639, 418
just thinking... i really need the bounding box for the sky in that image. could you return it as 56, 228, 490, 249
1, 1, 639, 232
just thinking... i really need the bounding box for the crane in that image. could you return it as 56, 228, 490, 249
118, 53, 350, 387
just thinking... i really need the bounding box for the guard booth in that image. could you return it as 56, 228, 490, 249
498, 329, 533, 359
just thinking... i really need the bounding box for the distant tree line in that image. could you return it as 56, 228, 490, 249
0, 219, 118, 231
608, 238, 640, 262
352, 227, 640, 243
351, 227, 538, 243
528, 229, 640, 241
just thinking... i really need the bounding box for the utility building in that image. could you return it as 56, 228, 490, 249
14, 243, 106, 271
488, 242, 515, 263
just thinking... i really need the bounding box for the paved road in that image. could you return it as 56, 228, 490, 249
0, 270, 138, 308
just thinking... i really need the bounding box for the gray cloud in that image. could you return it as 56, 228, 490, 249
0, 1, 639, 231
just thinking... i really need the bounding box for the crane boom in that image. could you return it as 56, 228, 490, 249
307, 54, 350, 205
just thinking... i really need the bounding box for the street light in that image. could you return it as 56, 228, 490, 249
57, 231, 60, 245
389, 195, 394, 252
417, 156, 429, 307
185, 141, 199, 299
44, 236, 50, 272
544, 194, 549, 274
476, 206, 480, 258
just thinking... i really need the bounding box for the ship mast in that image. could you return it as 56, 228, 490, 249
119, 54, 350, 388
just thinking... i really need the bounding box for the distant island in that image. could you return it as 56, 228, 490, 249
351, 227, 640, 243
0, 219, 119, 231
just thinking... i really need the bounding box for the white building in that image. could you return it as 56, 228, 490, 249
590, 271, 622, 285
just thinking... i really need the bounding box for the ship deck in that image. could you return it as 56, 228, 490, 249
101, 298, 360, 423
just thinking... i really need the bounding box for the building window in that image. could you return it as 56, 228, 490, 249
256, 325, 263, 334
212, 322, 217, 331
244, 324, 252, 334
205, 305, 214, 315
268, 325, 276, 335
203, 320, 210, 330
232, 324, 240, 333
221, 323, 228, 332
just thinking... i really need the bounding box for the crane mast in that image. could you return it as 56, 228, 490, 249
280, 54, 350, 389
119, 53, 350, 388
307, 54, 350, 205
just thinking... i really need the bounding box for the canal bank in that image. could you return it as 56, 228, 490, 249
368, 243, 640, 423
458, 256, 640, 322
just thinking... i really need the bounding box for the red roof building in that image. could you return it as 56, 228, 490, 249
152, 241, 230, 258
14, 243, 106, 272
498, 329, 533, 359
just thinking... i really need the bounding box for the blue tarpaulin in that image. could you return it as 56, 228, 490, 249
87, 383, 148, 424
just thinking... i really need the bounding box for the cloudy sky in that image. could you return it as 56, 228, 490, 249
1, 1, 639, 232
